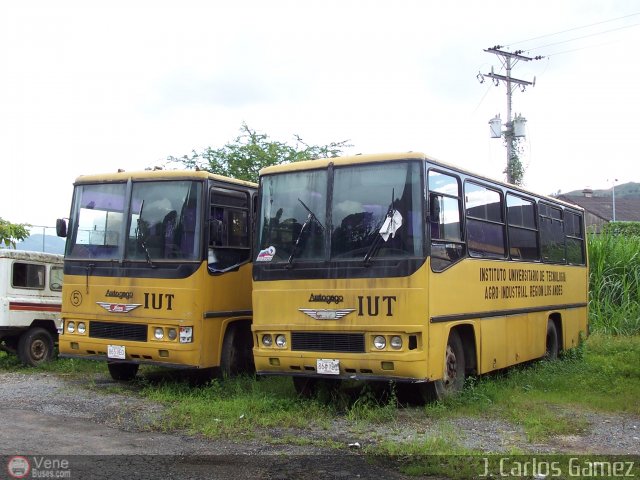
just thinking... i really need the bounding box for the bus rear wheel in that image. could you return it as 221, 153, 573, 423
545, 320, 559, 361
108, 362, 139, 381
18, 327, 54, 367
422, 330, 465, 402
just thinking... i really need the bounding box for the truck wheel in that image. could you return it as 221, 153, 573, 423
18, 327, 54, 367
107, 362, 139, 381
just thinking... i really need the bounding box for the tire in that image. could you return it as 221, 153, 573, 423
219, 324, 255, 378
422, 329, 466, 402
18, 327, 54, 367
293, 377, 318, 398
107, 362, 139, 381
545, 320, 559, 361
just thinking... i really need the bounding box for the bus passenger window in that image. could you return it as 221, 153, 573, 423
507, 194, 539, 261
565, 211, 585, 265
465, 182, 506, 259
539, 203, 565, 263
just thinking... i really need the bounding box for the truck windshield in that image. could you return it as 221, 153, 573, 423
256, 161, 423, 264
66, 180, 202, 262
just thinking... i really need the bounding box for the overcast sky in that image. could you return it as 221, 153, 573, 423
1, 0, 638, 228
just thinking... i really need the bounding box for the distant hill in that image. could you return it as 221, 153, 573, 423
8, 234, 66, 255
563, 182, 640, 199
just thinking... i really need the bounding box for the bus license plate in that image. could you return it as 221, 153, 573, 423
316, 359, 340, 375
107, 345, 126, 360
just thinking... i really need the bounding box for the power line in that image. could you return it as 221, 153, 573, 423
545, 38, 625, 57
505, 11, 640, 47
524, 22, 640, 52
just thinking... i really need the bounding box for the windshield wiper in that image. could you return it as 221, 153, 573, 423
363, 188, 402, 266
287, 198, 324, 266
135, 201, 156, 268
137, 230, 155, 268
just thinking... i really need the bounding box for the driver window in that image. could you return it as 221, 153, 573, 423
428, 169, 465, 272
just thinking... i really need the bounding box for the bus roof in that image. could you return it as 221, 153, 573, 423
0, 250, 63, 264
259, 152, 431, 175
259, 152, 584, 212
73, 169, 257, 188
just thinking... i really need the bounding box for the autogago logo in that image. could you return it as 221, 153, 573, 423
308, 293, 344, 304
7, 456, 71, 479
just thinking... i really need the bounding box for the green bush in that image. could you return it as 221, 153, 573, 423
588, 230, 640, 335
602, 221, 640, 237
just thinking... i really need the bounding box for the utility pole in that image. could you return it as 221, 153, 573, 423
612, 178, 618, 222
478, 46, 542, 184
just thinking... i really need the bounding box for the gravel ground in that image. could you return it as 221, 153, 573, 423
0, 371, 638, 479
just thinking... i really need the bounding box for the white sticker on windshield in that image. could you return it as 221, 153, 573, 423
379, 211, 403, 242
256, 246, 276, 262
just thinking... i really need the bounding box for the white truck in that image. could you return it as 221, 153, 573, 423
0, 250, 63, 366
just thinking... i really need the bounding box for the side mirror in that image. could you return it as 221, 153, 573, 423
56, 218, 67, 238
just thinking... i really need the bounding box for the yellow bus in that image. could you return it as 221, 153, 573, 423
56, 169, 257, 381
252, 152, 588, 400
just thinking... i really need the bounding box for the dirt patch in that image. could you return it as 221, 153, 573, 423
0, 371, 637, 478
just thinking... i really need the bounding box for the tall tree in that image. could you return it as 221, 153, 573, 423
0, 218, 29, 248
167, 123, 351, 183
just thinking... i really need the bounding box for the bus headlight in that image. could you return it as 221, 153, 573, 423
373, 335, 386, 350
154, 327, 164, 340
77, 322, 86, 334
179, 327, 193, 343
262, 334, 273, 347
67, 321, 75, 334
275, 334, 287, 348
390, 335, 403, 349
167, 328, 177, 341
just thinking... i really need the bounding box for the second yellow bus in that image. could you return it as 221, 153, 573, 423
251, 152, 588, 400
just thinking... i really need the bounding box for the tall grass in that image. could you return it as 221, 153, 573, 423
588, 231, 640, 335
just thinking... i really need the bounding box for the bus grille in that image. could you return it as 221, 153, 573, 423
291, 332, 365, 353
89, 321, 147, 342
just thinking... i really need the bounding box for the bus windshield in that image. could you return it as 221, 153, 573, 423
257, 161, 423, 263
66, 180, 202, 262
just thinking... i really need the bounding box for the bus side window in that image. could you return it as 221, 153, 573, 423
539, 203, 565, 263
209, 186, 251, 272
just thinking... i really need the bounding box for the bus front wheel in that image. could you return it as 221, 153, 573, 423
18, 327, 54, 367
422, 329, 466, 402
108, 362, 139, 381
220, 324, 255, 378
293, 377, 318, 398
